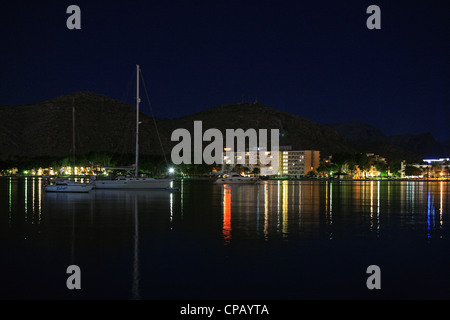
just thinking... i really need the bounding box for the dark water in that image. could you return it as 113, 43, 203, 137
1, 177, 449, 300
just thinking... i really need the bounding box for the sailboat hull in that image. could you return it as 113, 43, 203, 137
94, 178, 173, 189
44, 183, 94, 193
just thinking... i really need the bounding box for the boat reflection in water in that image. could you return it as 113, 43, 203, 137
43, 187, 174, 299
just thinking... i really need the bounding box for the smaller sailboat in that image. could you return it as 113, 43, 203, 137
215, 173, 258, 184
44, 98, 93, 193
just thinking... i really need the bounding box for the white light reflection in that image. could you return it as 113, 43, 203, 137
325, 181, 328, 218
370, 181, 374, 232
264, 184, 268, 240
329, 182, 333, 224
329, 182, 333, 240
24, 177, 28, 222
298, 182, 303, 231
38, 178, 42, 223
170, 192, 173, 231
440, 181, 443, 228
8, 177, 12, 226
277, 180, 280, 233
32, 177, 35, 215
387, 181, 390, 214
282, 180, 288, 239
377, 180, 380, 237
180, 180, 184, 219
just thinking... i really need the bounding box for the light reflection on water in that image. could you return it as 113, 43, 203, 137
222, 184, 231, 245
1, 178, 449, 299
3, 178, 449, 243
216, 180, 448, 244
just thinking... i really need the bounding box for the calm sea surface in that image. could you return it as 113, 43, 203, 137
1, 178, 449, 299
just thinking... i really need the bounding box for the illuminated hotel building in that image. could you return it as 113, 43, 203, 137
223, 146, 320, 177
278, 150, 320, 177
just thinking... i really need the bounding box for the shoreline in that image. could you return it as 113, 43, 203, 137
1, 175, 448, 182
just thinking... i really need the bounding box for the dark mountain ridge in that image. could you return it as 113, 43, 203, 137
326, 121, 449, 161
159, 102, 353, 156
0, 92, 353, 162
327, 121, 387, 147
0, 92, 447, 163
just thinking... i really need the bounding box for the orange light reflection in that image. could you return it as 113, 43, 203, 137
223, 184, 232, 245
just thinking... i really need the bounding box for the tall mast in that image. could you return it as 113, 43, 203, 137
72, 97, 76, 177
135, 64, 140, 177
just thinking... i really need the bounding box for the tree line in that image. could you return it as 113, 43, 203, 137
317, 152, 447, 178
317, 152, 401, 177
0, 152, 223, 177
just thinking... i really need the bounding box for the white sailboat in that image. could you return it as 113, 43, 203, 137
45, 98, 94, 193
94, 64, 172, 190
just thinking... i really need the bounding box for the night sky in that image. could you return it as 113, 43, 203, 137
1, 1, 449, 141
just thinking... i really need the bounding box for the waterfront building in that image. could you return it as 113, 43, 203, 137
412, 158, 450, 178
278, 150, 320, 177
222, 147, 320, 177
